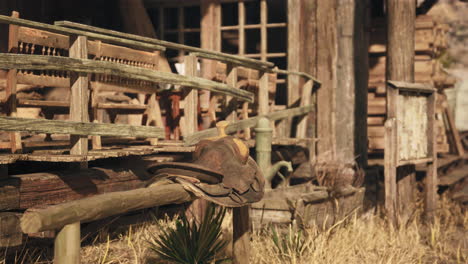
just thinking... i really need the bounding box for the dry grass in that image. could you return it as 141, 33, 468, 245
1, 196, 466, 264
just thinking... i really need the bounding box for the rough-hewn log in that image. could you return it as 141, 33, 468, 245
0, 166, 155, 211
21, 181, 194, 233
0, 116, 165, 138
184, 105, 314, 146
0, 15, 165, 51
54, 20, 274, 70
0, 54, 254, 102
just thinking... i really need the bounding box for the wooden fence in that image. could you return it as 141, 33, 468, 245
0, 13, 320, 262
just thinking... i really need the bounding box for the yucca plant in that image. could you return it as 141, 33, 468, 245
148, 204, 230, 264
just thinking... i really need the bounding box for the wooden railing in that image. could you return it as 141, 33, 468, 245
0, 13, 321, 263
0, 13, 319, 161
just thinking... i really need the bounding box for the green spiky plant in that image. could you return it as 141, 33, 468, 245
148, 204, 230, 264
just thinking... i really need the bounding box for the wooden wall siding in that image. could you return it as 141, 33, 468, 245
297, 0, 369, 168
397, 93, 428, 160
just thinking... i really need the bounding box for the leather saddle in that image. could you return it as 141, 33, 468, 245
147, 135, 265, 207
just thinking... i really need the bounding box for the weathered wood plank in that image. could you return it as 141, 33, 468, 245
184, 54, 198, 137
387, 0, 417, 226
69, 35, 89, 169
0, 116, 165, 138
191, 52, 273, 72
0, 15, 165, 51
272, 68, 321, 86
184, 105, 314, 145
0, 54, 254, 102
387, 80, 435, 93
54, 20, 273, 70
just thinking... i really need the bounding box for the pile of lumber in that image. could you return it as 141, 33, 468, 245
368, 15, 458, 154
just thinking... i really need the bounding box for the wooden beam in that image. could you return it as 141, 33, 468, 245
387, 80, 435, 93
0, 116, 165, 138
260, 0, 267, 62
0, 15, 165, 51
296, 80, 313, 138
6, 11, 22, 154
425, 92, 437, 221
184, 54, 198, 136
69, 35, 89, 169
54, 20, 274, 70
386, 0, 417, 225
384, 118, 397, 226
184, 105, 314, 145
287, 0, 301, 138
232, 206, 250, 264
0, 54, 254, 102
20, 181, 193, 233
190, 52, 273, 72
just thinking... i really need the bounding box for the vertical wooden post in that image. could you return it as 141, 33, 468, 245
238, 1, 245, 56
69, 35, 89, 168
184, 54, 207, 221
177, 7, 185, 60
425, 92, 437, 221
6, 11, 22, 154
386, 0, 416, 224
315, 0, 337, 161
201, 0, 221, 129
232, 206, 250, 264
225, 63, 238, 122
384, 117, 397, 226
54, 222, 80, 264
258, 71, 269, 116
296, 80, 313, 138
55, 34, 89, 264
185, 54, 198, 135
260, 0, 267, 62
287, 0, 301, 138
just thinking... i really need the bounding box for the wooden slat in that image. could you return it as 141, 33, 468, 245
17, 72, 70, 88
0, 15, 166, 51
0, 116, 165, 138
0, 54, 254, 102
184, 54, 198, 136
387, 80, 435, 94
88, 40, 159, 64
54, 20, 273, 70
184, 105, 313, 145
18, 26, 69, 50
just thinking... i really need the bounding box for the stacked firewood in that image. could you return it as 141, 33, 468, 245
367, 15, 458, 154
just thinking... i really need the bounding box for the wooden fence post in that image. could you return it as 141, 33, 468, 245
425, 92, 437, 221
225, 63, 238, 122
54, 34, 89, 264
6, 11, 22, 154
232, 205, 250, 264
